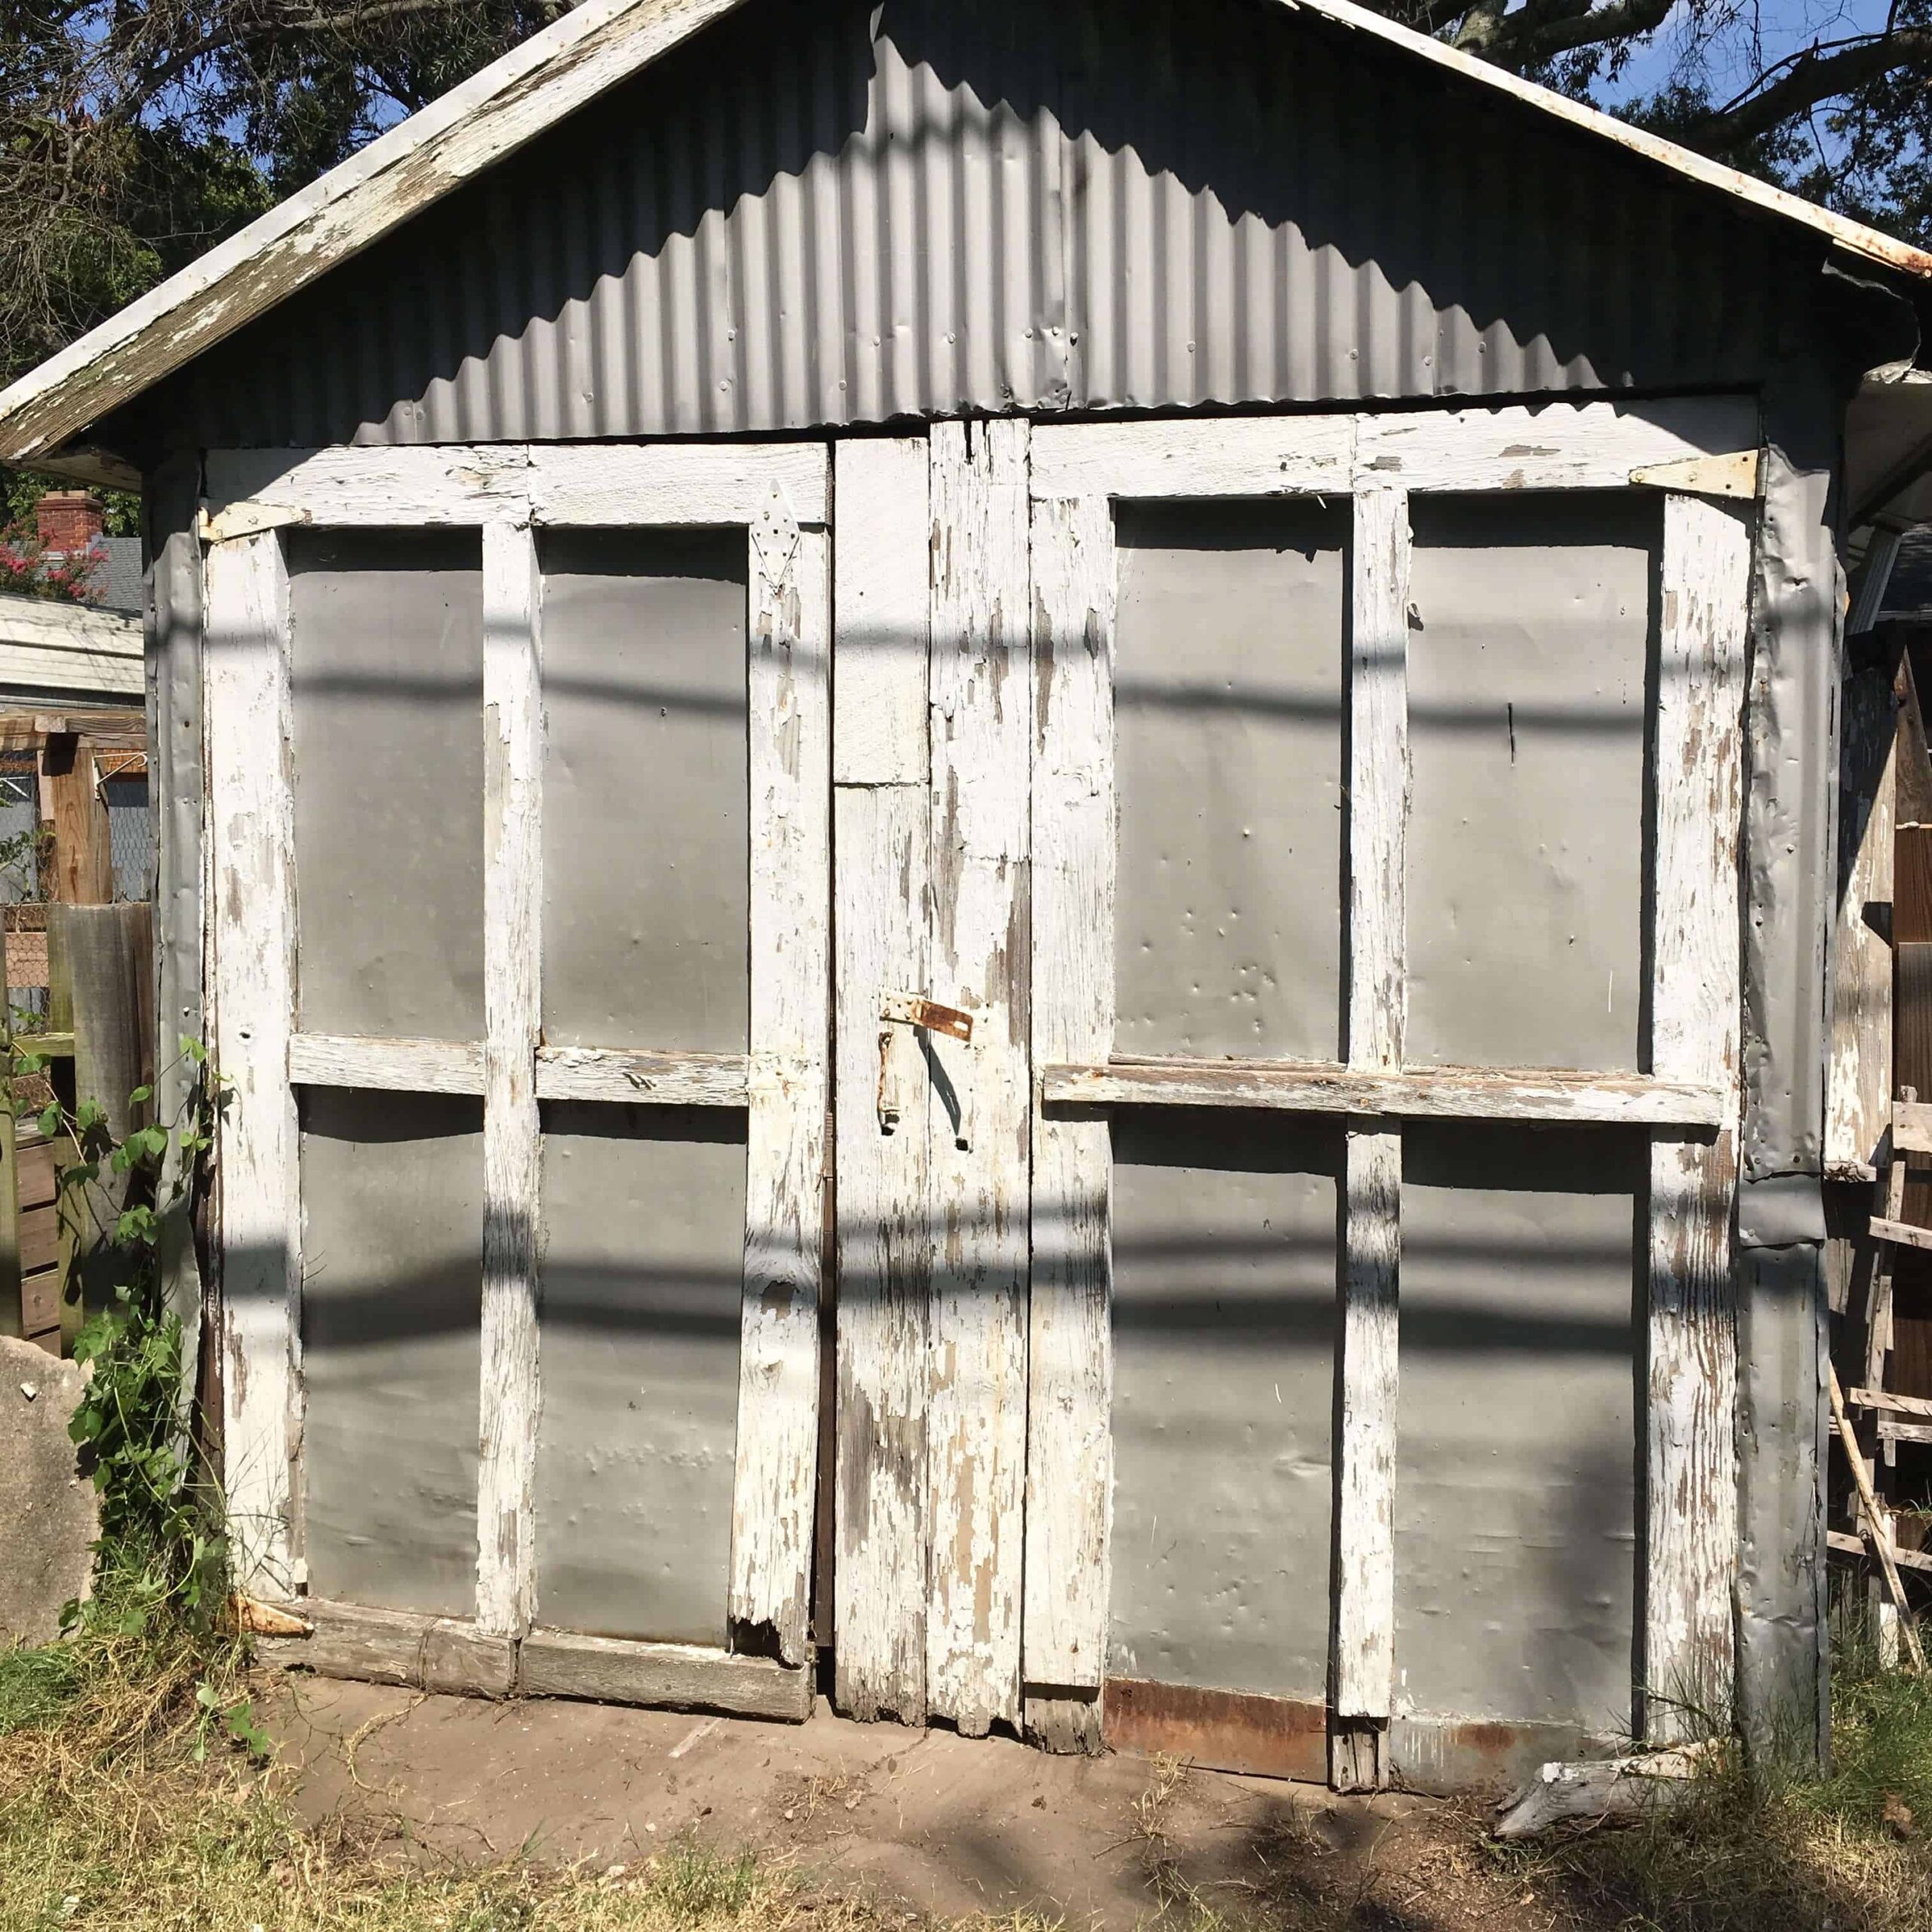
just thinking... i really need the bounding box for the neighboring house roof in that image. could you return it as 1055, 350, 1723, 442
89, 536, 143, 617
0, 0, 1927, 478
0, 593, 143, 707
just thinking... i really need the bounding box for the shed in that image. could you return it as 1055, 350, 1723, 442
3, 0, 1929, 1792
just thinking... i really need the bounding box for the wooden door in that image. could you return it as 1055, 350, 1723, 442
205, 443, 829, 1712
832, 400, 1761, 1783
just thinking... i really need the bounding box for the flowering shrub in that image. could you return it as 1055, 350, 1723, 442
0, 527, 103, 604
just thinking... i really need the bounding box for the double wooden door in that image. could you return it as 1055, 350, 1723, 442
832, 402, 1757, 1777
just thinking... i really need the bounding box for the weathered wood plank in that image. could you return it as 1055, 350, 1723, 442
257, 1599, 517, 1697
925, 418, 1032, 1737
1869, 1214, 1932, 1254
477, 521, 543, 1638
205, 445, 532, 526
832, 439, 929, 786
1890, 1099, 1932, 1156
288, 1032, 486, 1095
205, 529, 300, 1599
1333, 1124, 1399, 1792
1346, 486, 1410, 1075
1042, 1058, 1725, 1125
534, 1045, 749, 1106
1829, 1527, 1932, 1574
1847, 1383, 1932, 1419
832, 780, 931, 1723
517, 1629, 814, 1719
1645, 493, 1749, 1742
1354, 398, 1759, 493
529, 442, 829, 528
1826, 657, 1896, 1175
1330, 482, 1410, 1793
1029, 416, 1353, 502
729, 513, 830, 1667
1024, 493, 1114, 1748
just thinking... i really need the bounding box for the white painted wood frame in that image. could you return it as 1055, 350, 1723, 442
1031, 401, 1757, 1784
925, 419, 1032, 1737
832, 438, 933, 1724
1041, 1059, 1725, 1126
217, 439, 832, 1700
205, 528, 301, 1598
1024, 492, 1115, 1752
1029, 397, 1759, 503
1331, 482, 1411, 1792
728, 505, 832, 1666
203, 441, 829, 534
478, 519, 543, 1636
1644, 494, 1749, 1741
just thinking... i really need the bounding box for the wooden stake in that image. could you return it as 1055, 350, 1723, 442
1829, 1360, 1927, 1672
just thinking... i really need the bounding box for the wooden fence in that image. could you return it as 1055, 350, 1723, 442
0, 904, 155, 1353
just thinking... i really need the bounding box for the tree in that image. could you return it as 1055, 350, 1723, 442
1368, 0, 1932, 242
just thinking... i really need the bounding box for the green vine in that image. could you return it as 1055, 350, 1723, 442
4, 1029, 260, 1758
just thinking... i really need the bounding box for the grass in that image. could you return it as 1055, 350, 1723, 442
1491, 1624, 1932, 1932
0, 1629, 901, 1932
5, 1612, 1932, 1932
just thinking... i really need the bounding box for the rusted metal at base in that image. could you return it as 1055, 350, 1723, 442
1388, 1715, 1626, 1797
1104, 1677, 1328, 1783
1104, 1677, 1623, 1795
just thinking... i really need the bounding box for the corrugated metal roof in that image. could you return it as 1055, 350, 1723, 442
8, 0, 1927, 468
116, 0, 1818, 456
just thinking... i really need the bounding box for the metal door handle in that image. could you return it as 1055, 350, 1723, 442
877, 992, 974, 1135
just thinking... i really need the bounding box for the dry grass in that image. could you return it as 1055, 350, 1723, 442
1488, 1634, 1932, 1932
8, 1620, 1932, 1932
0, 1632, 931, 1932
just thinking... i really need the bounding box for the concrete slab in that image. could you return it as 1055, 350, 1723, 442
0, 1336, 96, 1649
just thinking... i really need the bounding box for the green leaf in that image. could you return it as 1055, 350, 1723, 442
180, 1035, 206, 1065
36, 1103, 60, 1138
128, 1084, 151, 1105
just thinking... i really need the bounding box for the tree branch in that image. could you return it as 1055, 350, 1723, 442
1691, 29, 1932, 150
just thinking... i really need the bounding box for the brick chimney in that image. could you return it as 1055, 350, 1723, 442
35, 491, 103, 554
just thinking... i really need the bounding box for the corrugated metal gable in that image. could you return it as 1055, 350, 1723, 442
123, 0, 1817, 455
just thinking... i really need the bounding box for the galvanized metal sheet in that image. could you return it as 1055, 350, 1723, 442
128, 0, 1804, 456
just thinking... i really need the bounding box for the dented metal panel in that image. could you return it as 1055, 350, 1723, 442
1109, 1110, 1337, 1703
1113, 502, 1346, 1061
539, 529, 749, 1054
288, 530, 485, 1041
300, 1090, 485, 1617
535, 1104, 746, 1644
1395, 1124, 1643, 1734
1406, 495, 1656, 1075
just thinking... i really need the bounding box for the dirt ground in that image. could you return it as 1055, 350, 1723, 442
264, 1669, 1555, 1931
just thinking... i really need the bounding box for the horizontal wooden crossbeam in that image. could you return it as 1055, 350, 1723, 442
286, 1034, 753, 1106
1041, 1057, 1727, 1128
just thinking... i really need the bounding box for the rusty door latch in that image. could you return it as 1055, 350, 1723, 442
878, 992, 974, 1136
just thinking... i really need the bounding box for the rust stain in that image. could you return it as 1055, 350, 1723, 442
1106, 1678, 1327, 1783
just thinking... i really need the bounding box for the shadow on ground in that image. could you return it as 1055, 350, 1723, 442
264, 1671, 1546, 1931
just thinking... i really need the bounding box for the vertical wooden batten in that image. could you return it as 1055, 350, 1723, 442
205, 528, 301, 1598
731, 500, 832, 1668
1332, 481, 1410, 1792
1645, 492, 1749, 1741
478, 519, 543, 1637
925, 418, 1032, 1736
1024, 491, 1115, 1752
1826, 647, 1897, 1177
832, 438, 933, 1722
